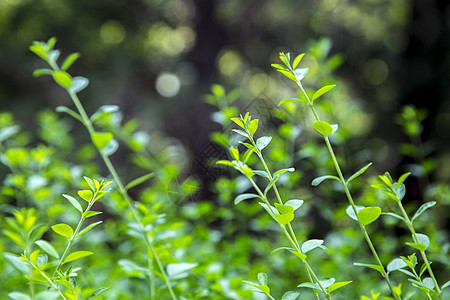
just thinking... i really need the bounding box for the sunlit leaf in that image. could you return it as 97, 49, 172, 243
357, 206, 382, 225
52, 223, 73, 238
311, 85, 336, 102
63, 251, 93, 264
313, 120, 333, 137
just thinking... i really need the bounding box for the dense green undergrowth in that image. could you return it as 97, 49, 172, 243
0, 38, 448, 300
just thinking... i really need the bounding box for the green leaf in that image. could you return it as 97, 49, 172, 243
55, 106, 83, 123
83, 177, 96, 191
78, 190, 93, 202
232, 129, 249, 139
0, 125, 20, 142
411, 201, 436, 223
167, 263, 197, 279
216, 160, 234, 167
248, 119, 259, 136
257, 273, 268, 285
52, 224, 73, 238
90, 105, 120, 123
35, 240, 59, 259
259, 202, 277, 220
347, 162, 372, 183
277, 70, 297, 82
253, 170, 270, 178
301, 239, 324, 254
294, 68, 308, 81
282, 291, 300, 300
397, 172, 411, 186
313, 120, 334, 137
353, 262, 384, 274
61, 53, 80, 71
271, 247, 307, 260
256, 136, 272, 151
62, 194, 83, 213
125, 172, 155, 190
274, 212, 294, 225
292, 53, 305, 69
274, 203, 294, 214
234, 193, 260, 205
30, 44, 48, 61
271, 63, 288, 71
441, 280, 450, 290
229, 146, 240, 161
311, 175, 340, 186
279, 52, 290, 66
311, 85, 336, 101
387, 258, 408, 273
92, 132, 114, 150
76, 221, 102, 238
284, 199, 304, 211
70, 76, 89, 93
52, 71, 72, 89
88, 287, 109, 300
407, 233, 429, 251
264, 168, 294, 195
32, 69, 53, 77
382, 212, 405, 221
278, 98, 303, 106
83, 211, 102, 218
8, 292, 31, 300
357, 206, 382, 225
63, 251, 93, 264
327, 281, 352, 293
3, 253, 29, 274
297, 282, 321, 291
320, 278, 336, 289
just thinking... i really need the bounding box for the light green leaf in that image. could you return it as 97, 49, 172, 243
63, 251, 93, 264
230, 117, 245, 129
256, 136, 272, 151
257, 273, 268, 285
248, 119, 259, 136
62, 194, 83, 213
387, 258, 408, 273
78, 190, 93, 202
83, 211, 102, 218
274, 203, 294, 214
91, 132, 114, 150
271, 247, 307, 260
90, 105, 120, 123
294, 68, 308, 81
61, 53, 80, 71
32, 69, 53, 77
313, 120, 333, 137
253, 170, 270, 178
327, 281, 352, 293
234, 193, 260, 205
88, 287, 109, 300
347, 162, 372, 183
83, 177, 96, 191
125, 173, 155, 190
301, 239, 324, 254
216, 160, 234, 167
259, 202, 277, 220
264, 168, 294, 195
284, 199, 304, 211
407, 233, 429, 251
232, 129, 249, 139
167, 263, 197, 279
278, 98, 303, 106
76, 221, 102, 238
382, 212, 405, 221
70, 76, 89, 93
353, 262, 384, 274
52, 224, 73, 238
357, 206, 382, 225
441, 280, 450, 290
297, 282, 320, 291
411, 201, 436, 223
0, 125, 20, 142
311, 175, 340, 186
320, 278, 335, 289
311, 85, 336, 101
35, 240, 59, 259
277, 70, 297, 82
282, 291, 300, 300
274, 212, 294, 225
52, 71, 72, 89
292, 53, 305, 69
8, 292, 31, 300
4, 253, 29, 274
55, 106, 83, 123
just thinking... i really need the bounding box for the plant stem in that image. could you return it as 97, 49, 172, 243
296, 82, 400, 300
25, 257, 67, 300
67, 90, 177, 300
247, 176, 331, 300
396, 202, 443, 299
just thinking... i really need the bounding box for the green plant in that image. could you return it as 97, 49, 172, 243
29, 37, 178, 299
217, 112, 352, 299
3, 177, 110, 300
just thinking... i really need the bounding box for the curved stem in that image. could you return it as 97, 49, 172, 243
67, 91, 177, 299
296, 82, 400, 300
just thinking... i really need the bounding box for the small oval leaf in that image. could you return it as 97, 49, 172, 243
312, 85, 336, 101
51, 224, 73, 238
313, 120, 334, 137
63, 251, 93, 264
357, 206, 382, 226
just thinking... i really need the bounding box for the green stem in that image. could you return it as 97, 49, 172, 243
67, 91, 177, 300
296, 82, 400, 300
396, 202, 443, 299
247, 177, 330, 299
25, 257, 67, 300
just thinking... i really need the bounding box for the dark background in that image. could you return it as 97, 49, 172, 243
0, 0, 449, 184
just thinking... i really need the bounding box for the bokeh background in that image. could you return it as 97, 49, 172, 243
0, 0, 449, 299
